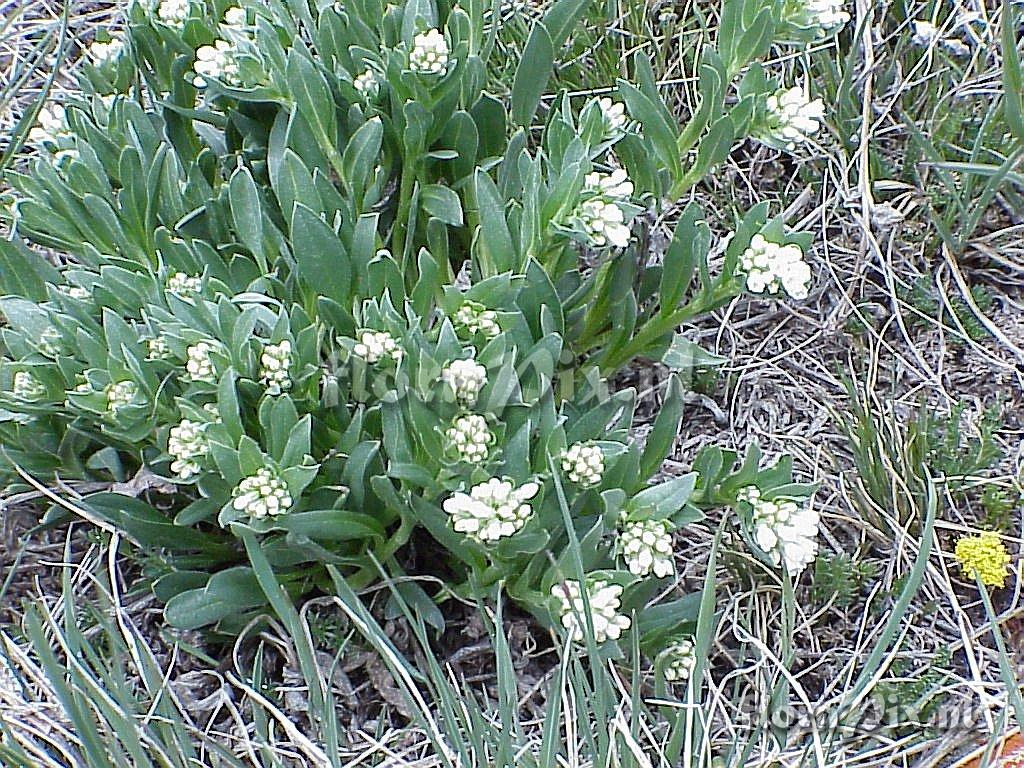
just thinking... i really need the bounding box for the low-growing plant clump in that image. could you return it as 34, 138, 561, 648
0, 0, 835, 666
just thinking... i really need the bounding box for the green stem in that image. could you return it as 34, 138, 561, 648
391, 161, 417, 268
598, 289, 725, 376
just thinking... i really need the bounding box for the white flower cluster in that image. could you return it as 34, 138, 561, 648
784, 0, 850, 32
222, 6, 246, 26
12, 371, 46, 401
453, 301, 500, 338
146, 335, 171, 360
618, 518, 675, 578
105, 380, 138, 413
166, 271, 201, 296
578, 198, 630, 249
232, 467, 293, 519
185, 340, 219, 382
740, 234, 812, 300
352, 330, 402, 363
260, 339, 292, 395
443, 478, 539, 542
551, 579, 631, 644
156, 0, 190, 27
596, 96, 628, 137
441, 358, 488, 406
88, 35, 124, 65
38, 328, 62, 358
28, 104, 68, 147
660, 638, 696, 682
737, 486, 819, 572
584, 168, 633, 201
409, 29, 449, 74
561, 442, 604, 487
760, 87, 825, 150
445, 414, 493, 463
353, 68, 380, 96
168, 419, 209, 479
193, 40, 241, 87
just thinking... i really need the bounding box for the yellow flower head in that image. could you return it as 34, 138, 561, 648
954, 532, 1011, 588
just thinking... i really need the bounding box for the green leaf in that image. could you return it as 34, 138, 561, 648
661, 334, 727, 370
82, 493, 229, 554
1004, 0, 1024, 141
164, 567, 265, 630
472, 170, 517, 274
420, 183, 464, 226
627, 474, 697, 518
617, 81, 681, 182
638, 374, 684, 480
659, 203, 707, 311
290, 203, 351, 305
228, 164, 265, 267
511, 22, 554, 127
341, 117, 383, 206
542, 0, 589, 48
279, 509, 385, 541
273, 149, 322, 224
286, 50, 338, 158
0, 239, 58, 303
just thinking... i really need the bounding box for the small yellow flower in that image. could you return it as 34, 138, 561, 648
954, 532, 1011, 588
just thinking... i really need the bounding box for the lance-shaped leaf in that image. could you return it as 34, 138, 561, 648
290, 203, 351, 305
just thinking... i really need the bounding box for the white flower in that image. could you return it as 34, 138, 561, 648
12, 371, 46, 401
804, 0, 849, 29
146, 335, 172, 360
37, 328, 62, 358
551, 579, 631, 644
785, 0, 850, 32
353, 68, 380, 96
105, 380, 138, 413
168, 419, 209, 479
453, 301, 500, 338
561, 442, 604, 487
222, 5, 246, 26
88, 36, 124, 65
166, 271, 202, 296
62, 285, 91, 300
738, 486, 819, 572
260, 339, 292, 395
660, 638, 696, 682
445, 414, 493, 463
739, 233, 812, 300
596, 96, 628, 136
759, 86, 825, 150
618, 518, 675, 578
352, 330, 402, 363
185, 340, 219, 382
441, 357, 487, 406
443, 477, 539, 542
193, 39, 241, 87
156, 0, 190, 27
584, 168, 634, 202
911, 19, 939, 47
232, 466, 293, 519
578, 198, 631, 249
28, 103, 68, 147
409, 28, 449, 74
